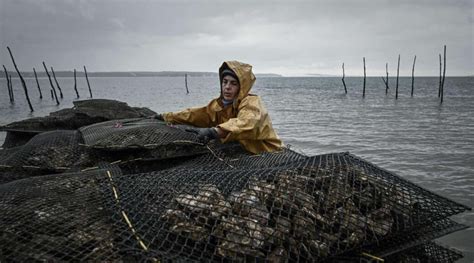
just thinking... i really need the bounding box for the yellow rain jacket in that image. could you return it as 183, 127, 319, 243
163, 61, 282, 154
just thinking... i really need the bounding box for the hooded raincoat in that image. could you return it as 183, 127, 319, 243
163, 61, 282, 154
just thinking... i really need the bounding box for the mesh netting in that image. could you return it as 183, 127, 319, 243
95, 152, 470, 261
79, 118, 198, 149
0, 168, 123, 261
0, 100, 155, 134
0, 150, 470, 261
329, 218, 467, 261
385, 242, 463, 263
1, 131, 37, 149
0, 99, 156, 149
167, 145, 308, 172
361, 218, 468, 258
78, 118, 216, 162
0, 130, 87, 184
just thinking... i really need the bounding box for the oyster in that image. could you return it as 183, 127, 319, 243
175, 184, 228, 217
247, 179, 275, 201
267, 246, 288, 263
170, 221, 209, 241
160, 209, 189, 224
332, 200, 367, 247
215, 217, 266, 258
367, 205, 394, 236
231, 189, 263, 218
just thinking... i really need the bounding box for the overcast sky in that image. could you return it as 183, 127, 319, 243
1, 0, 472, 76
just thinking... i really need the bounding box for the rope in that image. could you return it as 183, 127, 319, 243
105, 170, 149, 252
361, 252, 385, 262
205, 145, 234, 169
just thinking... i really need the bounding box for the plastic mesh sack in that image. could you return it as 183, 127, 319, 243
0, 130, 88, 185
167, 145, 308, 172
0, 99, 155, 134
0, 151, 470, 261
330, 218, 467, 262
0, 168, 125, 262
79, 118, 218, 161
79, 118, 199, 149
98, 152, 470, 261
0, 99, 156, 149
361, 218, 468, 258
384, 241, 463, 263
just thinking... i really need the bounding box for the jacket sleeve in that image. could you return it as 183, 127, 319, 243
163, 105, 212, 127
217, 96, 268, 142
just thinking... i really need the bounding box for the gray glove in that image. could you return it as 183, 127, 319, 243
185, 127, 219, 143
148, 114, 164, 121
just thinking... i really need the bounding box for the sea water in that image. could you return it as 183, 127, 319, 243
1, 76, 473, 261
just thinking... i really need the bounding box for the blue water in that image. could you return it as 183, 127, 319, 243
1, 76, 473, 261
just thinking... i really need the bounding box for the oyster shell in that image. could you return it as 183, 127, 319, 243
367, 205, 393, 236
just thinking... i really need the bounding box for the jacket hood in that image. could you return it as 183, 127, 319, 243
219, 61, 256, 101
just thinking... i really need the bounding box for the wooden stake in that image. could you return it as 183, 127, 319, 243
396, 54, 400, 100
342, 63, 347, 94
385, 63, 389, 94
185, 74, 189, 94
7, 47, 34, 112
441, 45, 446, 104
84, 66, 92, 98
411, 55, 416, 97
50, 66, 63, 98
363, 57, 366, 98
438, 54, 442, 98
33, 67, 43, 99
43, 62, 60, 105
9, 74, 14, 102
74, 68, 79, 98
2, 65, 12, 102
50, 89, 54, 100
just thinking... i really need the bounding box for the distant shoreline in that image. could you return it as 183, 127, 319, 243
0, 71, 282, 78
0, 71, 471, 78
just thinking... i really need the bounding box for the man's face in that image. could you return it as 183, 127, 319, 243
221, 75, 240, 101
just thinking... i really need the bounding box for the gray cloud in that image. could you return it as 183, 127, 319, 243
1, 0, 472, 75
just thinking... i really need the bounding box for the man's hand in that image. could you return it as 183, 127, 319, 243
185, 127, 219, 143
148, 114, 164, 121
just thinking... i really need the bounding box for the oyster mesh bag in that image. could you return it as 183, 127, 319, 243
331, 218, 468, 261
0, 168, 125, 262
0, 99, 153, 134
79, 118, 215, 161
99, 152, 470, 261
80, 118, 198, 150
169, 145, 308, 172
0, 130, 86, 184
0, 151, 470, 261
0, 99, 155, 149
385, 241, 464, 263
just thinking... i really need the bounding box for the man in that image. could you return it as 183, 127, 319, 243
155, 60, 282, 154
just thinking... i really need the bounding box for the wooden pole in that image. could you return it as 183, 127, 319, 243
2, 65, 12, 102
50, 67, 63, 98
363, 57, 366, 98
411, 55, 416, 97
185, 74, 189, 94
396, 54, 400, 100
84, 66, 92, 98
43, 62, 60, 105
441, 45, 446, 104
50, 89, 54, 100
33, 67, 43, 99
385, 63, 389, 94
342, 63, 347, 94
438, 54, 442, 98
74, 68, 79, 98
9, 74, 14, 102
7, 47, 34, 112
